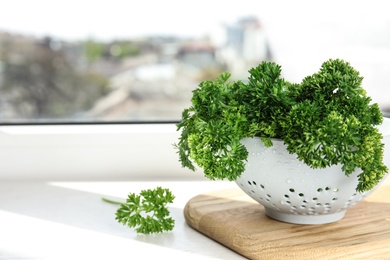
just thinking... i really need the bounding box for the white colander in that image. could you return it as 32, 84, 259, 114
235, 119, 390, 224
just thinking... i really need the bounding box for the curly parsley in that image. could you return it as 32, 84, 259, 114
103, 187, 175, 234
175, 59, 387, 192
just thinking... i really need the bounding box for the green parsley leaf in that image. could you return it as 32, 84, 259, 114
104, 187, 175, 234
175, 59, 388, 192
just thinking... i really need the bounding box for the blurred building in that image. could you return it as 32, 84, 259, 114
219, 16, 272, 79
176, 41, 218, 69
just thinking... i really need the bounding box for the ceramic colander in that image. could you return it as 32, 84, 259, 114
235, 119, 390, 224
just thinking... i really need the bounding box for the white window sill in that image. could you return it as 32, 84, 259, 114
0, 180, 243, 260
0, 123, 204, 181
1, 179, 390, 259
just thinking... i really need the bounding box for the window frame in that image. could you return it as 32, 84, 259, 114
0, 121, 203, 181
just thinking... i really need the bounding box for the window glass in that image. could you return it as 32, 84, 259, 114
0, 0, 389, 123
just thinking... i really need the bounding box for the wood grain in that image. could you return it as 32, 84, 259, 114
184, 186, 390, 259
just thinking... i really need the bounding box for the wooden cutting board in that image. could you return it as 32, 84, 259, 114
184, 185, 390, 259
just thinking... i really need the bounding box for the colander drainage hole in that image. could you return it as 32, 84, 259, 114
248, 180, 261, 187
318, 186, 340, 193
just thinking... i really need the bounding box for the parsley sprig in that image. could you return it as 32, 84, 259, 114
103, 187, 175, 234
175, 59, 388, 192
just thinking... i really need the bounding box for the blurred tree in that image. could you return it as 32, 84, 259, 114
196, 67, 226, 82
0, 35, 109, 119
108, 41, 140, 59
83, 38, 141, 62
83, 38, 105, 63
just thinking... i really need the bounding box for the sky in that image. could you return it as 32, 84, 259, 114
0, 0, 387, 41
1, 0, 390, 105
0, 0, 265, 40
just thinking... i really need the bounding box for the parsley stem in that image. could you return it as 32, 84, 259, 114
102, 197, 122, 205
